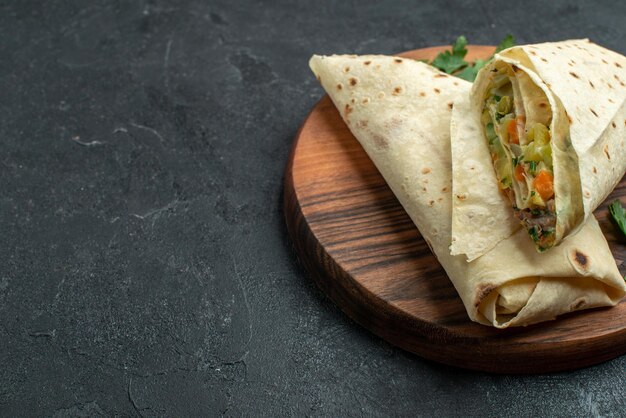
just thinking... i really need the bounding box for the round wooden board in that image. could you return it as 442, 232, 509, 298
284, 45, 626, 373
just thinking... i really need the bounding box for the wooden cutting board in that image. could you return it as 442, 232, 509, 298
284, 45, 626, 373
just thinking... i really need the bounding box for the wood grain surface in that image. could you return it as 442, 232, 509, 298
284, 45, 626, 373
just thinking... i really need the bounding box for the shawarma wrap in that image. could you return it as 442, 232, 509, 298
451, 39, 626, 258
309, 53, 625, 328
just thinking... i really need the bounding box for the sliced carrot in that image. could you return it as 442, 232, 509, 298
533, 170, 554, 201
507, 119, 519, 144
514, 164, 525, 182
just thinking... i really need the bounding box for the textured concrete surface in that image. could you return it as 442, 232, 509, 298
0, 0, 625, 416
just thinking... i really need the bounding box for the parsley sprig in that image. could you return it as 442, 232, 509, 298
430, 35, 515, 82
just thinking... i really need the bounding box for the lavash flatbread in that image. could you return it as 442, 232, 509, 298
309, 53, 625, 328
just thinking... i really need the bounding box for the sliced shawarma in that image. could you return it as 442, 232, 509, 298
309, 53, 625, 328
452, 39, 626, 257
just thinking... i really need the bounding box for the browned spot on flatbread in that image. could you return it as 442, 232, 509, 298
336, 83, 343, 90
592, 166, 597, 174
602, 58, 609, 64
357, 120, 368, 128
569, 71, 579, 79
350, 98, 356, 104
393, 87, 403, 96
589, 108, 598, 117
349, 77, 358, 86
372, 134, 388, 150
394, 58, 403, 63
441, 187, 448, 192
419, 91, 426, 97
539, 102, 548, 108
475, 284, 498, 307
448, 102, 453, 110
540, 57, 548, 62
344, 104, 353, 118
363, 60, 371, 66
567, 62, 574, 67
589, 80, 595, 89
616, 62, 623, 68
456, 194, 467, 201
316, 75, 321, 82
571, 250, 588, 270
435, 74, 448, 78
604, 144, 611, 160
428, 200, 435, 207
567, 113, 573, 125
421, 167, 431, 174
385, 117, 402, 129
453, 81, 459, 86
433, 88, 441, 94
343, 66, 350, 73
529, 50, 537, 56
612, 122, 617, 128
607, 82, 614, 89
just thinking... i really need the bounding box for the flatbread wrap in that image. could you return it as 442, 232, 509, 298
309, 53, 625, 328
452, 39, 626, 256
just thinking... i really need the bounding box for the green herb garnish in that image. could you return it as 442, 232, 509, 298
608, 200, 626, 237
495, 34, 515, 53
456, 58, 489, 82
528, 226, 539, 242
429, 35, 516, 82
431, 36, 469, 74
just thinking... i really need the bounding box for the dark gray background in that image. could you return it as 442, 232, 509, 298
1, 0, 624, 416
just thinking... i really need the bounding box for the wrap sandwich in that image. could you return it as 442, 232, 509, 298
309, 53, 625, 328
451, 39, 626, 258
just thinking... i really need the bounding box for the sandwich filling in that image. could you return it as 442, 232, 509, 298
481, 63, 556, 251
